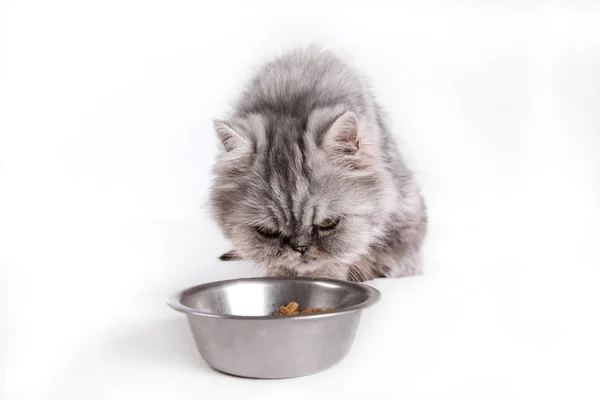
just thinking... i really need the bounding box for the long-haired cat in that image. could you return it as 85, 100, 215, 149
210, 47, 427, 281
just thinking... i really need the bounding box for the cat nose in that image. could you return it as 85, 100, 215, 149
289, 236, 311, 254
291, 244, 309, 254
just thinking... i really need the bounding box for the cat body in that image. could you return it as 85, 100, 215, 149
210, 47, 427, 281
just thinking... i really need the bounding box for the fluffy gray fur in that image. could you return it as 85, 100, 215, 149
210, 47, 427, 281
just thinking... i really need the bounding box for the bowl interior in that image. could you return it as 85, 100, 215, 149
177, 278, 377, 317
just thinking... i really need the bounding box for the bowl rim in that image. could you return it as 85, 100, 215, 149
166, 276, 381, 320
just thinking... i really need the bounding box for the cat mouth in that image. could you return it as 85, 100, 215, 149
298, 254, 318, 264
294, 257, 322, 273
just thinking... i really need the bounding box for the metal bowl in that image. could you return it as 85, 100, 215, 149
167, 277, 381, 379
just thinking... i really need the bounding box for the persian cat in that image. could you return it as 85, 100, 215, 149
210, 47, 427, 281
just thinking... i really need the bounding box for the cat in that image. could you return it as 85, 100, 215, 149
209, 47, 427, 281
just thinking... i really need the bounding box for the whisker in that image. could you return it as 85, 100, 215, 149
355, 264, 373, 282
362, 266, 376, 282
253, 265, 267, 277
349, 265, 361, 282
273, 265, 284, 277
355, 266, 365, 282
359, 269, 368, 282
345, 267, 355, 281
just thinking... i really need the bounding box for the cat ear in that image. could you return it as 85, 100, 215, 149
213, 120, 249, 152
322, 111, 360, 155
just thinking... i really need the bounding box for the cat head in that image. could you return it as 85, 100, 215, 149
209, 106, 395, 279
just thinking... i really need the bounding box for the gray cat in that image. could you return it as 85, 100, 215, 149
210, 47, 427, 281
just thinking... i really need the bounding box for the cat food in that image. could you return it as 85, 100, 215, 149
273, 301, 334, 316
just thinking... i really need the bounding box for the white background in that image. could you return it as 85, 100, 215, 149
1, 1, 600, 399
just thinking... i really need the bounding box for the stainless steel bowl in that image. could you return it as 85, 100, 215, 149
167, 277, 381, 379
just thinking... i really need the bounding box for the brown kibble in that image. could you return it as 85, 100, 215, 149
279, 301, 299, 314
286, 301, 299, 313
273, 302, 334, 316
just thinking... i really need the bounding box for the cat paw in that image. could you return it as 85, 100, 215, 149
219, 250, 242, 261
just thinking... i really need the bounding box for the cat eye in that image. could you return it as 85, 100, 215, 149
316, 218, 340, 231
254, 226, 280, 239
